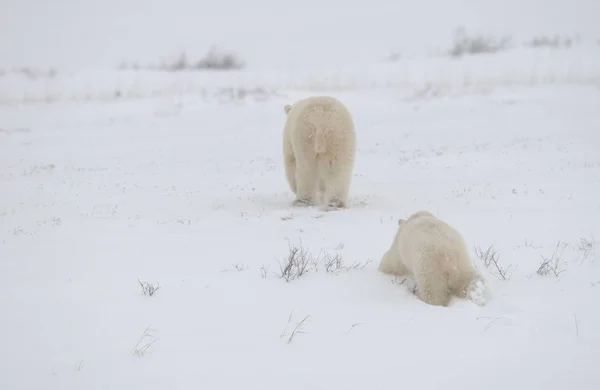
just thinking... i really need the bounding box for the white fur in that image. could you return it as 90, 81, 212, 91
282, 96, 356, 209
379, 210, 490, 307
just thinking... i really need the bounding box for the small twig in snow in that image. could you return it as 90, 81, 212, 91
277, 239, 314, 281
524, 239, 543, 249
260, 264, 270, 278
131, 325, 159, 357
577, 236, 596, 264
476, 316, 510, 332
344, 323, 364, 334
287, 315, 311, 344
138, 279, 160, 296
280, 310, 311, 344
475, 245, 511, 280
537, 241, 567, 277
221, 263, 247, 273
280, 310, 295, 339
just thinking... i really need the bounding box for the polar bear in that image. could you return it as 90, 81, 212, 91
378, 210, 489, 307
282, 96, 356, 209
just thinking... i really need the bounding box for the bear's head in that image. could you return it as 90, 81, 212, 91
410, 210, 435, 220
398, 210, 434, 226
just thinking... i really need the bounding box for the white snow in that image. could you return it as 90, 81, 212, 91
1, 0, 600, 389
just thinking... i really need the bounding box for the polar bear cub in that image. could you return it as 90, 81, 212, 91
282, 96, 356, 209
379, 210, 490, 307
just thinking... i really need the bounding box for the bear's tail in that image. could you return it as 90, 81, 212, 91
314, 127, 328, 154
465, 275, 492, 306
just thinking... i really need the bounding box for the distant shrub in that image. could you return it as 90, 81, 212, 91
0, 67, 57, 79
385, 51, 402, 63
119, 45, 245, 72
449, 26, 511, 58
526, 35, 578, 49
192, 46, 245, 70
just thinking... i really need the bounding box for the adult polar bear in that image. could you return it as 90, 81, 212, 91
282, 96, 356, 209
379, 210, 490, 307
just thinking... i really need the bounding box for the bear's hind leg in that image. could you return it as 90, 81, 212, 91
449, 269, 477, 300
450, 271, 489, 306
317, 179, 326, 204
378, 250, 409, 276
293, 163, 318, 206
415, 270, 452, 307
321, 165, 352, 210
284, 153, 297, 194
283, 136, 297, 194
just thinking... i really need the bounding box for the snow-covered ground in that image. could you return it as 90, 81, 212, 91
2, 84, 600, 389
2, 0, 600, 389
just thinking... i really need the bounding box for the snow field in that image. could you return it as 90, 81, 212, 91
1, 84, 600, 389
